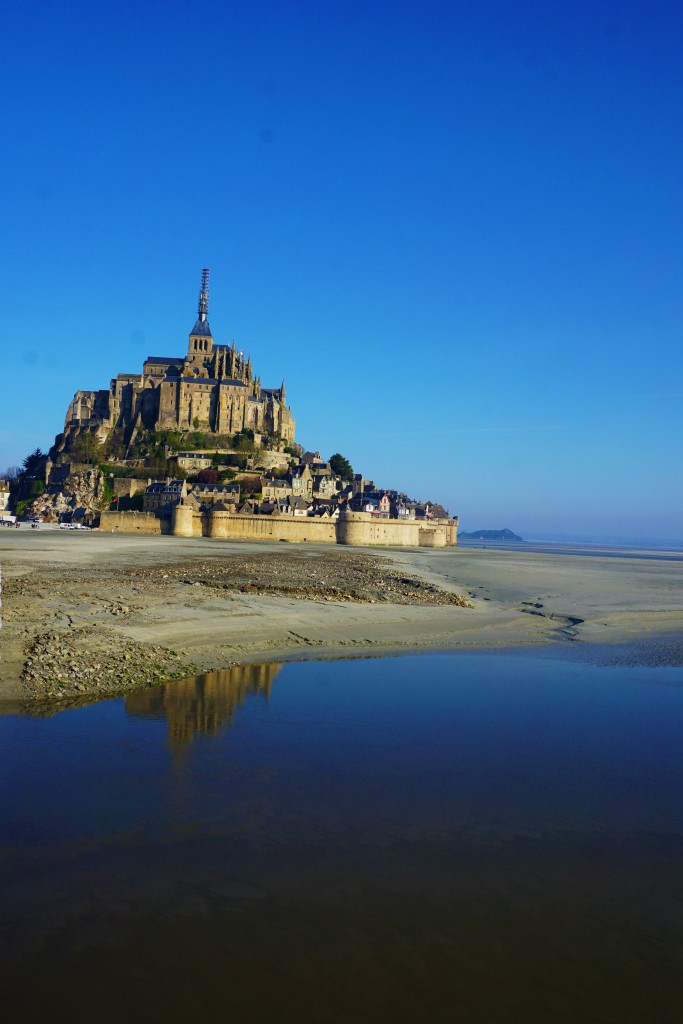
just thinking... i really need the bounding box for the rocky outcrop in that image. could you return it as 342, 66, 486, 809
27, 465, 107, 522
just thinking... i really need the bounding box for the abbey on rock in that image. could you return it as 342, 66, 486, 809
61, 269, 295, 447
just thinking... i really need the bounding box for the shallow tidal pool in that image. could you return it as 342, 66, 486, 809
1, 650, 683, 1023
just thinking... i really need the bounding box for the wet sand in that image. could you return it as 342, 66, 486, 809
1, 530, 682, 700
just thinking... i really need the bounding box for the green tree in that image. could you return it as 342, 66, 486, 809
233, 428, 255, 453
329, 452, 354, 482
22, 448, 46, 477
157, 430, 184, 452
69, 433, 103, 464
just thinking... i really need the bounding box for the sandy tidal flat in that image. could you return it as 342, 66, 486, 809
1, 530, 682, 701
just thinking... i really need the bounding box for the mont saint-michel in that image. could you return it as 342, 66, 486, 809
11, 271, 458, 548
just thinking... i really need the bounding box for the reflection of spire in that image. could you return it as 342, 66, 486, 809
125, 662, 282, 755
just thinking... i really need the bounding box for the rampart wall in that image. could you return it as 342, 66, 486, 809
99, 510, 171, 535
209, 510, 336, 544
100, 508, 457, 547
336, 512, 453, 547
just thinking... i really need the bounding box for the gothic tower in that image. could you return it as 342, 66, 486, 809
187, 268, 214, 368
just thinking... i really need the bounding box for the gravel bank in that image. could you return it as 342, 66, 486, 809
1, 531, 681, 703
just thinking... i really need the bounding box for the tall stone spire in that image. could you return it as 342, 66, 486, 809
198, 267, 210, 321
188, 267, 213, 357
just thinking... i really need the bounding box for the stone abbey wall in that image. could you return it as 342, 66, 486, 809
99, 508, 458, 547
110, 478, 149, 499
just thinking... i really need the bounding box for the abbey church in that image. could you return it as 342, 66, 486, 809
62, 270, 295, 446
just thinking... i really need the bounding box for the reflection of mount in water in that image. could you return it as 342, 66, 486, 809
125, 662, 282, 747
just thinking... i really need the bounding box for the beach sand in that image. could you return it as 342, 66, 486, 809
1, 530, 682, 700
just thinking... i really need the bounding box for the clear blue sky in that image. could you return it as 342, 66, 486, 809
1, 0, 681, 542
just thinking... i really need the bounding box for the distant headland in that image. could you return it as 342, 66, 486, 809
459, 529, 523, 542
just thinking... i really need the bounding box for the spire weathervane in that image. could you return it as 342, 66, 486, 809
198, 267, 210, 320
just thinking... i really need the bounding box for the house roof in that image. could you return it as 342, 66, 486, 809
192, 484, 240, 494
146, 479, 184, 493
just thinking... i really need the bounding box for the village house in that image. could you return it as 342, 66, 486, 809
415, 503, 433, 520
261, 476, 293, 501
301, 451, 328, 470
257, 499, 282, 516
189, 482, 240, 507
311, 497, 340, 518
391, 495, 417, 520
288, 495, 312, 516
351, 494, 380, 514
348, 492, 390, 517
143, 479, 187, 513
173, 452, 213, 471
289, 464, 313, 500
312, 472, 339, 499
0, 481, 10, 514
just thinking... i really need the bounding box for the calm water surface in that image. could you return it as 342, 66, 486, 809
2, 651, 683, 1023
